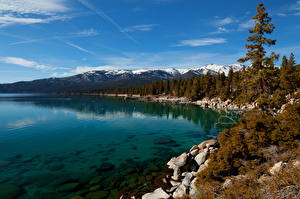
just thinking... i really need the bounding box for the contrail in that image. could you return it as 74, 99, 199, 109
65, 41, 95, 55
77, 0, 138, 44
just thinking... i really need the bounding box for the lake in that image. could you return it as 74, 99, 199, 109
0, 94, 237, 199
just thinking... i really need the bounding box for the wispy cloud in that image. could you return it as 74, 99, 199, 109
9, 31, 97, 46
122, 24, 158, 32
65, 41, 95, 55
0, 57, 68, 71
0, 15, 70, 27
277, 0, 300, 17
214, 17, 238, 26
238, 19, 254, 30
73, 28, 98, 36
210, 27, 231, 34
174, 38, 227, 47
0, 0, 71, 28
0, 0, 69, 15
77, 0, 138, 43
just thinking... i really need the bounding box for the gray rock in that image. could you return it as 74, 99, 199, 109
194, 150, 208, 166
173, 184, 187, 198
167, 153, 188, 169
182, 172, 193, 187
189, 178, 200, 199
142, 188, 169, 199
190, 149, 199, 156
167, 153, 188, 180
170, 180, 181, 187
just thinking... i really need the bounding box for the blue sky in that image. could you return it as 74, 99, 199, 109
0, 0, 300, 83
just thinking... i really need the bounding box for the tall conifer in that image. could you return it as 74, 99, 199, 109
238, 3, 279, 69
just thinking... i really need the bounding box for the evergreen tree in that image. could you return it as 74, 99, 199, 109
238, 3, 279, 69
281, 56, 288, 70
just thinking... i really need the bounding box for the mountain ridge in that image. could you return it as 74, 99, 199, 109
0, 64, 244, 93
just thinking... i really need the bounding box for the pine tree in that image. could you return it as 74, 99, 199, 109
281, 56, 288, 70
288, 53, 295, 67
238, 3, 279, 69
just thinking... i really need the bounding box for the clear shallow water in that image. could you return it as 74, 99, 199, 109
0, 94, 237, 199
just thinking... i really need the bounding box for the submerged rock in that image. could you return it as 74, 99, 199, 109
48, 163, 64, 171
58, 182, 80, 192
0, 184, 22, 199
142, 188, 169, 199
86, 190, 109, 199
97, 163, 115, 172
154, 137, 176, 145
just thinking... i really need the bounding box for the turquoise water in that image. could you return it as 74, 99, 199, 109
0, 94, 236, 199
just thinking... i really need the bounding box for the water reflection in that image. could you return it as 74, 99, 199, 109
2, 95, 229, 133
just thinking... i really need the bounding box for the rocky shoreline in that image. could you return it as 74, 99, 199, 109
123, 140, 218, 199
101, 94, 256, 112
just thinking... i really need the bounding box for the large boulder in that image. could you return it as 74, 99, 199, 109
182, 172, 193, 187
172, 184, 186, 198
142, 188, 169, 199
167, 153, 188, 169
167, 153, 188, 180
194, 150, 208, 166
198, 140, 217, 150
0, 184, 22, 199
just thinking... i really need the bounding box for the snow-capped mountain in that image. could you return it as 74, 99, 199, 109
0, 64, 244, 93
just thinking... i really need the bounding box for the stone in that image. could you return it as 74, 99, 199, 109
190, 149, 199, 156
70, 196, 85, 199
86, 191, 109, 199
171, 168, 180, 180
142, 188, 169, 199
167, 153, 188, 169
189, 178, 200, 199
182, 172, 193, 187
166, 186, 178, 193
170, 180, 181, 187
0, 184, 22, 199
154, 137, 176, 145
167, 153, 188, 180
189, 145, 199, 152
269, 161, 284, 175
58, 183, 80, 192
89, 185, 101, 192
222, 178, 232, 189
0, 160, 11, 168
48, 163, 64, 171
293, 160, 300, 169
89, 176, 103, 185
97, 163, 115, 172
173, 184, 186, 198
197, 164, 207, 174
198, 140, 217, 150
194, 150, 207, 166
